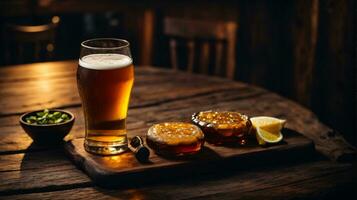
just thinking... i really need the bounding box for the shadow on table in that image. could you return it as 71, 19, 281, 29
20, 141, 65, 171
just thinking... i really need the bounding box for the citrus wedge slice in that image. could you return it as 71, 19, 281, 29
250, 116, 286, 131
256, 127, 283, 144
250, 116, 286, 145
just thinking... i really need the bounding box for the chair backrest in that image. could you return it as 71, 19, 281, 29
3, 20, 58, 65
164, 17, 237, 79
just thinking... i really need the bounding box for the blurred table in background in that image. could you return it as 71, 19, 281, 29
0, 60, 355, 199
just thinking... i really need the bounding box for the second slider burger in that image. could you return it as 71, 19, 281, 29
192, 111, 252, 145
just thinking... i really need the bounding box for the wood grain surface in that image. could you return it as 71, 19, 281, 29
0, 61, 355, 199
64, 130, 314, 187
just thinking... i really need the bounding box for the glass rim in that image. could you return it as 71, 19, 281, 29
81, 38, 130, 50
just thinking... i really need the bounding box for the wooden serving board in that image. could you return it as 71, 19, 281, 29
64, 129, 315, 188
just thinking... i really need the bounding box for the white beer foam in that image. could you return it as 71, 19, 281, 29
79, 54, 132, 70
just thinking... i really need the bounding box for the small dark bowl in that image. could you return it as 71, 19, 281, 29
19, 109, 75, 144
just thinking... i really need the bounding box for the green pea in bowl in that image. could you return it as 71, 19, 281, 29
19, 109, 75, 144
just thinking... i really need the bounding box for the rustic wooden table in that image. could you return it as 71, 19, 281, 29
0, 61, 356, 199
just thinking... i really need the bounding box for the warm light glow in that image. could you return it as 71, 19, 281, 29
38, 0, 53, 7
19, 62, 78, 112
26, 63, 59, 106
127, 189, 146, 200
98, 152, 136, 169
52, 16, 60, 24
15, 25, 50, 33
46, 43, 54, 52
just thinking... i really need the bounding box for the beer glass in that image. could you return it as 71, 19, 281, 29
77, 38, 134, 155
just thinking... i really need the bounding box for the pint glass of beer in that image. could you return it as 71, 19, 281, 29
77, 38, 134, 155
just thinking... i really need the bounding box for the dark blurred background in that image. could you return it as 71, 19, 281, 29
0, 0, 355, 146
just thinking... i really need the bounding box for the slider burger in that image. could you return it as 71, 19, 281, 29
146, 122, 204, 156
192, 111, 252, 145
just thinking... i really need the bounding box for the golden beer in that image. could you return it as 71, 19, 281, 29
77, 39, 134, 155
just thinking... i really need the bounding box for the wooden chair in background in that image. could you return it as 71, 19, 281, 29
3, 16, 59, 65
164, 17, 237, 79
